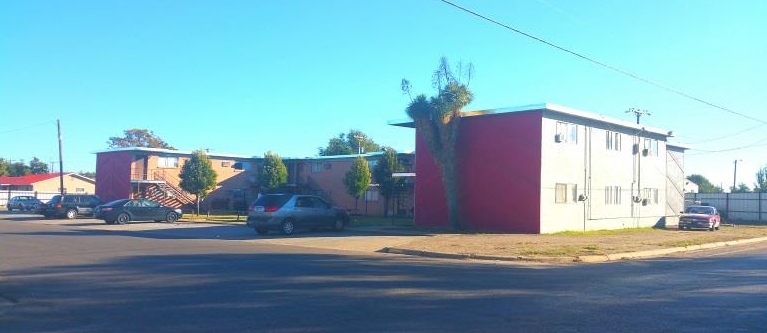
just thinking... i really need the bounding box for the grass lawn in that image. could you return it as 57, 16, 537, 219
183, 212, 413, 227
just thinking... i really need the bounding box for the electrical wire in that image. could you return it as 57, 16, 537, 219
439, 0, 767, 125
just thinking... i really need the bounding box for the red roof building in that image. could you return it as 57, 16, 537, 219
0, 173, 95, 193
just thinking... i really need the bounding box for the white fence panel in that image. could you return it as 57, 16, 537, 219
0, 191, 60, 206
685, 193, 767, 223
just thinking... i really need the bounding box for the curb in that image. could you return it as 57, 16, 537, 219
381, 247, 574, 263
384, 236, 767, 264
576, 236, 767, 262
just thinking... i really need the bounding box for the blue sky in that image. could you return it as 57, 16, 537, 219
2, 0, 766, 190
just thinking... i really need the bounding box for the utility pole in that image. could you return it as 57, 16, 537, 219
733, 159, 743, 192
57, 119, 64, 195
626, 108, 651, 124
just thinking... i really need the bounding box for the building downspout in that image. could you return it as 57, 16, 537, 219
583, 127, 591, 231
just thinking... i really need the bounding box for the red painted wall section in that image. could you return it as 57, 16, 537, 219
414, 130, 449, 228
413, 111, 543, 233
95, 151, 133, 202
457, 111, 542, 233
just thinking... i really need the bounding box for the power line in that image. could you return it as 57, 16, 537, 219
684, 123, 767, 145
439, 0, 767, 125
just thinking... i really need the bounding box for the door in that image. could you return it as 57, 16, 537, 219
309, 197, 336, 227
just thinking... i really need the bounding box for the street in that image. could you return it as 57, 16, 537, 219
1, 215, 766, 332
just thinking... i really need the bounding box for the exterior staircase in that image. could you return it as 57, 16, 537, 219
140, 172, 195, 208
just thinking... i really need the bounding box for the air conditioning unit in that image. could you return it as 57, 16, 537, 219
642, 148, 651, 156
641, 198, 648, 206
554, 134, 563, 143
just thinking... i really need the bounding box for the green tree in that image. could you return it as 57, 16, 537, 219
0, 158, 9, 176
107, 129, 175, 149
754, 166, 767, 193
8, 161, 31, 176
343, 156, 371, 213
179, 150, 218, 214
373, 148, 405, 217
686, 174, 723, 193
29, 157, 49, 174
402, 57, 474, 230
318, 129, 381, 156
258, 151, 288, 191
79, 171, 97, 179
732, 183, 751, 193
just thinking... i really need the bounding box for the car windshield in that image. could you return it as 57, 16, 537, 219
686, 206, 714, 215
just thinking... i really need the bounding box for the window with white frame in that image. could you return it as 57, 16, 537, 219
555, 183, 578, 204
556, 122, 578, 144
642, 188, 659, 204
606, 131, 621, 151
311, 162, 323, 173
643, 138, 659, 157
605, 186, 621, 205
157, 156, 179, 168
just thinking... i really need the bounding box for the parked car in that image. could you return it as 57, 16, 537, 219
94, 198, 183, 225
679, 205, 721, 231
7, 196, 43, 212
246, 194, 350, 235
36, 194, 101, 219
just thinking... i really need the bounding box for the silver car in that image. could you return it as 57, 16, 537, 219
246, 194, 350, 235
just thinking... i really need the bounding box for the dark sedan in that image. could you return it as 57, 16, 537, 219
95, 198, 183, 225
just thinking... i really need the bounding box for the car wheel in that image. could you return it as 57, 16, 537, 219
165, 212, 179, 223
333, 218, 345, 231
116, 213, 130, 225
255, 228, 269, 235
281, 219, 295, 235
65, 209, 78, 219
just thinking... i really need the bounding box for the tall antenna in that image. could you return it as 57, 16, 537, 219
626, 108, 650, 124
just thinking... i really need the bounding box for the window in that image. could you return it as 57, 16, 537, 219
555, 183, 577, 204
311, 163, 323, 173
365, 190, 379, 202
642, 188, 659, 205
606, 131, 621, 151
158, 156, 179, 168
605, 186, 621, 205
643, 139, 659, 157
556, 122, 578, 144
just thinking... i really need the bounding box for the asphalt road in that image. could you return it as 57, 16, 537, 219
1, 215, 766, 332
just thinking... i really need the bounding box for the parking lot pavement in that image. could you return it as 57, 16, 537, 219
0, 213, 429, 254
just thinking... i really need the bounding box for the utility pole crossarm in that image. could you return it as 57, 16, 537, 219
626, 108, 651, 125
